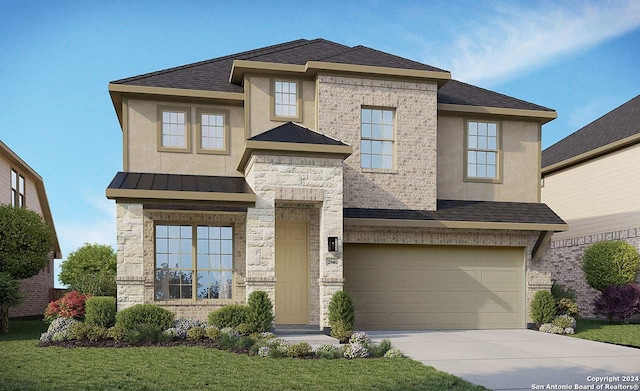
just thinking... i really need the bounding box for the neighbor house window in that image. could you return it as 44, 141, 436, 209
466, 120, 499, 180
273, 80, 299, 118
155, 224, 233, 301
361, 108, 394, 169
157, 107, 191, 152
11, 169, 25, 208
196, 109, 229, 154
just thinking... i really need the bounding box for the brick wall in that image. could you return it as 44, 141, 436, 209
9, 259, 54, 318
316, 74, 438, 211
543, 227, 640, 317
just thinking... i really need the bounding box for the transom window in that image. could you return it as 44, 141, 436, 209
274, 81, 298, 117
200, 113, 225, 150
361, 108, 394, 169
11, 169, 25, 208
467, 121, 499, 179
161, 111, 187, 148
155, 224, 233, 301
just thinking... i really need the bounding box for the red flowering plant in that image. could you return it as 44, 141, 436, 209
44, 291, 91, 322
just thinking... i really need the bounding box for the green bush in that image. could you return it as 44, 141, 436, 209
186, 326, 207, 340
59, 243, 116, 296
582, 241, 640, 291
107, 324, 125, 341
208, 305, 249, 329
124, 323, 165, 343
234, 336, 256, 351
530, 290, 556, 326
556, 297, 579, 318
115, 304, 174, 331
287, 342, 312, 358
85, 296, 116, 328
551, 281, 576, 301
235, 323, 253, 336
247, 291, 274, 333
206, 327, 220, 341
367, 339, 392, 358
328, 291, 354, 342
69, 322, 91, 340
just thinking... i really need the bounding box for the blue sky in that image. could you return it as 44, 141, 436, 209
1, 0, 639, 287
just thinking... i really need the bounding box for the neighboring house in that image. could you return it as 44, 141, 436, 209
541, 95, 640, 316
106, 38, 566, 330
0, 140, 62, 317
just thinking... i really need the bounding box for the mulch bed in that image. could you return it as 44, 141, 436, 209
39, 339, 249, 353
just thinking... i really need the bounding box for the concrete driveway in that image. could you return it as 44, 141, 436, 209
368, 329, 640, 391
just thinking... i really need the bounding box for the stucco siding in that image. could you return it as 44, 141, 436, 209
542, 143, 640, 240
0, 155, 10, 205
437, 115, 540, 202
126, 99, 245, 177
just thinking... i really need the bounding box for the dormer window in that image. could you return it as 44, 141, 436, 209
272, 80, 301, 121
157, 106, 191, 153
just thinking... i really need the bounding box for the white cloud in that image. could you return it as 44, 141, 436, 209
434, 1, 640, 85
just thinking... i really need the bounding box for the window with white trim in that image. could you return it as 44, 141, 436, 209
361, 108, 394, 169
200, 113, 225, 151
154, 224, 233, 300
11, 169, 25, 208
467, 120, 499, 179
274, 81, 298, 117
161, 111, 187, 148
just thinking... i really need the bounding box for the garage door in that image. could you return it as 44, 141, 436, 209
344, 245, 524, 330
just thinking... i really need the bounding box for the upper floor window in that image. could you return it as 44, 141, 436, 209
157, 107, 191, 152
155, 224, 233, 301
361, 108, 394, 169
11, 169, 25, 208
466, 120, 499, 180
197, 109, 229, 154
273, 80, 300, 119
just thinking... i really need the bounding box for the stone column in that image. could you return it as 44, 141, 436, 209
116, 203, 145, 310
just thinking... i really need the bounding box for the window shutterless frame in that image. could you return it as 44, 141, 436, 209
196, 108, 230, 155
270, 79, 303, 122
10, 168, 25, 208
157, 106, 192, 153
463, 119, 503, 183
360, 107, 396, 170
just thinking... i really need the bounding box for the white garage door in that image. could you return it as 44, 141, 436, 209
344, 245, 525, 330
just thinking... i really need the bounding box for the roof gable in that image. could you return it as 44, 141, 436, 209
248, 122, 348, 146
542, 95, 640, 170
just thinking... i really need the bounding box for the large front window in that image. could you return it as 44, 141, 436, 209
466, 120, 499, 180
361, 108, 394, 169
155, 224, 233, 300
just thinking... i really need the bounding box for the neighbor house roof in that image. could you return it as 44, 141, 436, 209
344, 199, 567, 231
248, 122, 348, 146
106, 172, 256, 203
542, 95, 640, 173
0, 140, 62, 259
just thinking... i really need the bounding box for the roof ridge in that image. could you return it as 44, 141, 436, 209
445, 79, 553, 111
241, 38, 334, 62
342, 45, 449, 72
315, 45, 362, 61
111, 39, 311, 84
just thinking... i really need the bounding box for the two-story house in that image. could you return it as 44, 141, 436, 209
0, 140, 62, 318
106, 39, 566, 330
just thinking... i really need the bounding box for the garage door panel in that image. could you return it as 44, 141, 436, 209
345, 244, 524, 330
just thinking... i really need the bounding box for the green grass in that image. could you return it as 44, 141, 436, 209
0, 320, 486, 391
571, 319, 640, 348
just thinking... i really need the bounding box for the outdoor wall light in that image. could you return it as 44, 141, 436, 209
328, 237, 338, 252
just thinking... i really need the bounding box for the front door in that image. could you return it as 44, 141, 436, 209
275, 220, 309, 324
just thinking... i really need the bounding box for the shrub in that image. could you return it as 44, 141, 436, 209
86, 325, 108, 341
258, 346, 271, 357
367, 339, 392, 358
583, 241, 640, 291
287, 342, 312, 358
107, 324, 125, 341
314, 344, 342, 359
69, 270, 117, 297
124, 323, 166, 343
328, 291, 355, 342
115, 304, 174, 331
349, 331, 371, 345
552, 314, 576, 329
218, 327, 241, 349
234, 336, 256, 351
551, 281, 576, 301
556, 298, 579, 318
538, 323, 564, 334
344, 343, 369, 359
44, 291, 90, 322
247, 291, 274, 333
384, 348, 404, 358
69, 322, 91, 340
168, 318, 208, 340
208, 305, 249, 329
236, 323, 253, 336
84, 296, 116, 328
40, 317, 80, 342
530, 290, 556, 326
186, 326, 207, 340
59, 243, 116, 296
206, 327, 221, 341
593, 283, 640, 322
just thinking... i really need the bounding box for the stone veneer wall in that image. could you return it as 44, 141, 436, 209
316, 74, 438, 211
9, 257, 54, 318
116, 203, 145, 311
543, 227, 640, 318
244, 153, 344, 328
345, 226, 547, 323
142, 210, 247, 320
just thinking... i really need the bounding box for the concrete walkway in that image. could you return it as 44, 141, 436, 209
368, 329, 640, 391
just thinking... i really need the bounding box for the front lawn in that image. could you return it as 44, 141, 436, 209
0, 320, 486, 391
571, 319, 640, 348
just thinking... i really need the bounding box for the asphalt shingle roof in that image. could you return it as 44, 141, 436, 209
345, 199, 566, 226
542, 95, 640, 168
108, 172, 253, 194
248, 122, 348, 145
438, 80, 554, 112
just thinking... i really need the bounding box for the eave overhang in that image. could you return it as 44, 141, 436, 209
237, 140, 353, 172
344, 217, 568, 232
438, 103, 557, 124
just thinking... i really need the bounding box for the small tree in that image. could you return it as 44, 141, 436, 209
582, 241, 640, 291
0, 205, 53, 332
59, 243, 116, 296
247, 291, 274, 332
530, 290, 556, 326
328, 290, 355, 343
0, 272, 22, 332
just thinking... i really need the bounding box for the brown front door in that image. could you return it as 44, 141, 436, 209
275, 220, 309, 324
